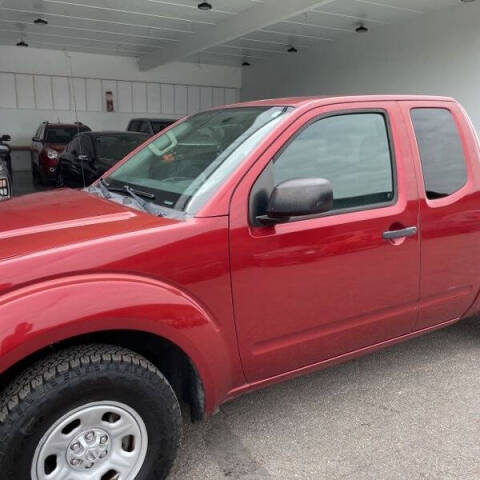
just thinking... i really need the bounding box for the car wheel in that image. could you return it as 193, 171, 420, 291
0, 344, 182, 480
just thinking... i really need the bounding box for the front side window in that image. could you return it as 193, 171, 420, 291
69, 137, 81, 155
80, 136, 93, 157
107, 107, 291, 213
272, 112, 394, 211
410, 108, 467, 199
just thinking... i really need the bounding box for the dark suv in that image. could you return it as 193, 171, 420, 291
31, 122, 91, 185
58, 131, 148, 188
127, 118, 175, 137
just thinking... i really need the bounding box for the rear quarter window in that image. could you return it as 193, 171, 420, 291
410, 108, 467, 199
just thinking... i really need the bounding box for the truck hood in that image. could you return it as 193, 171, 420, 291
0, 189, 176, 261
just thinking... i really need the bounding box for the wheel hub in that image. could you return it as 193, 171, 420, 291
31, 401, 148, 480
66, 428, 110, 471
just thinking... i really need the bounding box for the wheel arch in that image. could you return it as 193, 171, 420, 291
0, 273, 237, 416
0, 330, 206, 422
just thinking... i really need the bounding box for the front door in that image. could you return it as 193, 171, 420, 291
229, 102, 421, 382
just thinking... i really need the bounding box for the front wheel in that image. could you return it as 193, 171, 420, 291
0, 345, 182, 480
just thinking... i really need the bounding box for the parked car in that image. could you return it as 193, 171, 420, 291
1, 95, 479, 479
0, 134, 12, 200
0, 161, 11, 201
127, 117, 175, 136
0, 134, 12, 177
31, 121, 91, 185
58, 131, 149, 188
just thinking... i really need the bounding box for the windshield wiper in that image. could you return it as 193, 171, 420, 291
98, 178, 159, 215
98, 177, 113, 198
123, 185, 158, 215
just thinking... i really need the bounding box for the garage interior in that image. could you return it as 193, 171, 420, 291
0, 0, 479, 479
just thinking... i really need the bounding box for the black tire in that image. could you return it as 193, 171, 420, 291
0, 344, 182, 480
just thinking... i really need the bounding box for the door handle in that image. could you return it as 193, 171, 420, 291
382, 226, 417, 240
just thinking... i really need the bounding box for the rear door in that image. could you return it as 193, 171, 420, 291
229, 101, 421, 382
401, 101, 480, 329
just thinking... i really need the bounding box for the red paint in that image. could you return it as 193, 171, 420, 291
1, 95, 479, 415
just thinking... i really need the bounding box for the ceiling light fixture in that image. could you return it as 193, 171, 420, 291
288, 46, 298, 53
355, 24, 368, 33
34, 18, 48, 25
197, 1, 212, 10
16, 40, 29, 47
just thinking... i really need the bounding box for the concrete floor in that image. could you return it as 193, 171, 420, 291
11, 171, 480, 480
171, 320, 480, 480
11, 169, 48, 197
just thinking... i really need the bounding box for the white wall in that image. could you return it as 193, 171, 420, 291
242, 3, 480, 130
0, 46, 241, 148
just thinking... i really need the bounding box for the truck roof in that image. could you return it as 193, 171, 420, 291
229, 95, 456, 108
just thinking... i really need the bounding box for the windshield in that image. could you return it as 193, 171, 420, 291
95, 134, 148, 164
106, 107, 291, 213
46, 127, 88, 144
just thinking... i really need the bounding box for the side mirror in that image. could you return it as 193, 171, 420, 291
32, 137, 42, 143
1, 135, 11, 142
258, 178, 333, 225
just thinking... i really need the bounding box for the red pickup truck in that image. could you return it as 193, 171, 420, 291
0, 95, 479, 480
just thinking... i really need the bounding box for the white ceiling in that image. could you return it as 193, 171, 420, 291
0, 0, 463, 69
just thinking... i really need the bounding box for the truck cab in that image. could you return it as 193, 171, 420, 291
1, 96, 479, 480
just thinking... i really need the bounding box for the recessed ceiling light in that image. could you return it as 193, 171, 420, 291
16, 40, 29, 47
198, 1, 212, 10
288, 46, 298, 53
242, 61, 251, 66
355, 24, 368, 33
34, 18, 49, 25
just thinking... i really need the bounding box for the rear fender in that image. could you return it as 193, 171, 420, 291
0, 274, 233, 413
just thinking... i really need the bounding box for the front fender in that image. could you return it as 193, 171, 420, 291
0, 273, 234, 413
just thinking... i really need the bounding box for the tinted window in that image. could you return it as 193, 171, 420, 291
272, 113, 394, 211
94, 134, 147, 166
138, 121, 152, 134
80, 136, 94, 157
128, 120, 141, 132
151, 121, 173, 134
69, 137, 81, 155
45, 127, 80, 144
411, 108, 467, 199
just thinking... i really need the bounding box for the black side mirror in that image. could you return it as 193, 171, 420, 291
1, 135, 11, 142
32, 137, 42, 143
257, 178, 333, 225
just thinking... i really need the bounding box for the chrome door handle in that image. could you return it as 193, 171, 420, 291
382, 226, 417, 240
